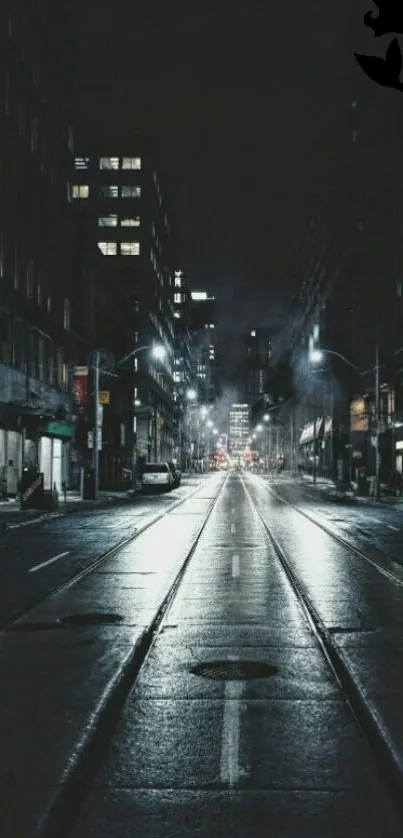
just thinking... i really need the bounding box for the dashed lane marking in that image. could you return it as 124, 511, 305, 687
29, 551, 70, 573
220, 654, 243, 787
388, 524, 400, 531
232, 555, 240, 578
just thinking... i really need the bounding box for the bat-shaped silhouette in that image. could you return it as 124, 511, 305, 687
364, 0, 403, 36
354, 37, 403, 89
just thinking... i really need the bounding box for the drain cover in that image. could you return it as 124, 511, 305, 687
6, 621, 62, 631
190, 660, 278, 680
60, 613, 123, 626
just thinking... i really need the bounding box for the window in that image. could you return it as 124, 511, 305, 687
121, 185, 141, 198
175, 276, 182, 287
134, 357, 138, 371
47, 292, 52, 312
75, 157, 89, 169
72, 185, 89, 198
121, 217, 140, 226
99, 156, 119, 169
26, 260, 34, 299
120, 242, 140, 256
99, 184, 118, 198
97, 242, 117, 256
62, 363, 69, 390
174, 293, 181, 303
98, 215, 118, 227
134, 299, 139, 311
122, 157, 141, 169
63, 298, 70, 330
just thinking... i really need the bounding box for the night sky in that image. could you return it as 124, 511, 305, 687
73, 1, 376, 376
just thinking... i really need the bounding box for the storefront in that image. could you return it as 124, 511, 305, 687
0, 427, 23, 494
39, 421, 74, 492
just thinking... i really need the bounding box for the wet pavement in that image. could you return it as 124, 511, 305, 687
2, 471, 403, 837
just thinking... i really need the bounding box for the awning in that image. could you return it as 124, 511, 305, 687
299, 418, 323, 445
40, 421, 75, 439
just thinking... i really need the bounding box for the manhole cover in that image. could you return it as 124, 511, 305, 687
190, 660, 278, 680
60, 613, 123, 626
6, 621, 62, 632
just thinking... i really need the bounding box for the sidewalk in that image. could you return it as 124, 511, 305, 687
298, 473, 403, 511
0, 488, 133, 529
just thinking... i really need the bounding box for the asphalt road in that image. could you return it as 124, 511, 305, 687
2, 471, 403, 838
0, 476, 208, 626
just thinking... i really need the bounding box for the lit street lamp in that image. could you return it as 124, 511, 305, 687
91, 343, 166, 499
310, 345, 380, 497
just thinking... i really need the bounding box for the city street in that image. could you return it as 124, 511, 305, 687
2, 471, 403, 837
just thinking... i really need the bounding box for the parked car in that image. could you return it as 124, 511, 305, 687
168, 462, 181, 487
141, 462, 174, 492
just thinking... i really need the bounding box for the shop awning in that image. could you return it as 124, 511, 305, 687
41, 421, 75, 439
299, 418, 323, 445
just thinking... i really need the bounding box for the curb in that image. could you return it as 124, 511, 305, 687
34, 630, 148, 838
1, 494, 133, 531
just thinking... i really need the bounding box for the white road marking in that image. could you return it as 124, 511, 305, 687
29, 551, 70, 573
220, 655, 243, 787
388, 524, 400, 531
232, 554, 240, 578
230, 523, 235, 534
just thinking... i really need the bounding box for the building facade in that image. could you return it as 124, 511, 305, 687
229, 404, 250, 457
71, 139, 176, 482
190, 291, 217, 405
172, 269, 198, 468
0, 0, 76, 495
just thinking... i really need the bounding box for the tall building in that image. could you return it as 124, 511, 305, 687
172, 269, 197, 467
229, 404, 250, 457
71, 139, 175, 479
0, 0, 76, 495
244, 327, 273, 407
190, 291, 217, 404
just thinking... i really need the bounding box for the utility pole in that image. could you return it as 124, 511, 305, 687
93, 350, 99, 500
375, 337, 381, 500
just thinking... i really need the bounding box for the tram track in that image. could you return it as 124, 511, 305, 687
264, 481, 403, 588
0, 479, 219, 634
32, 474, 228, 838
241, 476, 403, 825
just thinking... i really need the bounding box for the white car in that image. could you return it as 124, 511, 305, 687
141, 462, 174, 492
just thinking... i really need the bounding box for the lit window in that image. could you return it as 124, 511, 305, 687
99, 156, 119, 169
72, 185, 89, 198
122, 157, 141, 169
121, 217, 140, 226
120, 242, 140, 256
47, 293, 52, 313
174, 293, 181, 303
100, 184, 118, 198
64, 298, 70, 330
98, 215, 118, 227
121, 186, 141, 198
174, 312, 180, 319
250, 330, 256, 336
75, 157, 89, 169
210, 324, 215, 328
134, 357, 138, 371
97, 242, 117, 256
175, 276, 181, 287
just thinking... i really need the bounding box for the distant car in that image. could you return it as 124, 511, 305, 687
141, 462, 174, 492
167, 462, 181, 487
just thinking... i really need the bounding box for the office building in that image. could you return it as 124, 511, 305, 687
229, 404, 250, 456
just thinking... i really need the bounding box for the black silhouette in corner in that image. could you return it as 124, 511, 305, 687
355, 1, 403, 91
364, 0, 403, 37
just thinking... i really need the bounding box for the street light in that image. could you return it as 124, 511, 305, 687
92, 342, 166, 499
310, 345, 380, 498
263, 413, 270, 421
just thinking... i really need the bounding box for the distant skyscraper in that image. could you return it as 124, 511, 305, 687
190, 291, 217, 404
243, 328, 273, 407
229, 404, 250, 456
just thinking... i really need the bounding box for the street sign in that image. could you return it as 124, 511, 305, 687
99, 391, 110, 405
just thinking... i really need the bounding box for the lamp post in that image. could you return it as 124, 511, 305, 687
90, 342, 166, 499
310, 345, 381, 498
